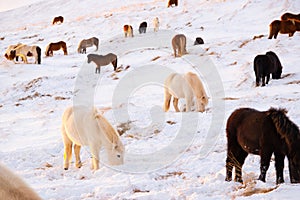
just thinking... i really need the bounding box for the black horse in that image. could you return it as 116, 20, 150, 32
225, 107, 300, 184
253, 51, 282, 87
194, 37, 204, 45
139, 21, 147, 34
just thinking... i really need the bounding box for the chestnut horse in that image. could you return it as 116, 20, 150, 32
45, 41, 68, 56
225, 107, 300, 184
52, 16, 64, 25
123, 25, 133, 37
281, 12, 300, 22
268, 20, 300, 39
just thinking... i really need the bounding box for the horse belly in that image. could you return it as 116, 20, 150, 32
237, 129, 261, 155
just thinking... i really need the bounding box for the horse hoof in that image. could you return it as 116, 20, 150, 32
64, 168, 68, 170
225, 177, 232, 182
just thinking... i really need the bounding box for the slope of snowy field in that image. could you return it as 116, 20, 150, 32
1, 0, 300, 199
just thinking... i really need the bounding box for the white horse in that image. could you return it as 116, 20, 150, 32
164, 72, 208, 112
6, 44, 41, 64
61, 106, 125, 170
0, 163, 41, 200
153, 17, 159, 32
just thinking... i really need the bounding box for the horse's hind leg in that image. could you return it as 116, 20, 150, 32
266, 74, 270, 84
258, 150, 272, 182
262, 76, 266, 87
173, 98, 180, 112
274, 152, 284, 184
74, 144, 82, 168
235, 150, 248, 183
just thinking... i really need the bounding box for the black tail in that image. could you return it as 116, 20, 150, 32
268, 107, 300, 144
36, 46, 41, 64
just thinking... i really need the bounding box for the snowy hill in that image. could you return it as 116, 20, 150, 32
1, 0, 300, 199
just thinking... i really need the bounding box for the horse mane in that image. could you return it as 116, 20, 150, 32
94, 109, 120, 147
267, 107, 300, 146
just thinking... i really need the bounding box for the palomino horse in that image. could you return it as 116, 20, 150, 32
123, 25, 133, 37
87, 53, 117, 74
153, 17, 159, 32
225, 107, 300, 184
268, 20, 300, 39
52, 16, 64, 25
61, 106, 125, 170
164, 72, 208, 112
172, 34, 187, 57
0, 163, 42, 200
45, 41, 68, 56
77, 37, 99, 54
5, 44, 41, 64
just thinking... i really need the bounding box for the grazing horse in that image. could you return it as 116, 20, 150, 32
172, 34, 187, 57
139, 21, 147, 34
45, 41, 68, 56
87, 53, 117, 74
4, 43, 23, 61
153, 17, 159, 32
61, 106, 125, 170
253, 51, 283, 87
0, 163, 42, 200
281, 12, 300, 22
6, 44, 41, 64
225, 107, 300, 184
194, 37, 204, 45
123, 25, 133, 37
164, 72, 208, 112
268, 20, 300, 39
77, 37, 99, 54
167, 0, 178, 7
52, 16, 64, 25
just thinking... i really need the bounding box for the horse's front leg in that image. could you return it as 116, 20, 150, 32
225, 153, 234, 182
261, 76, 266, 87
258, 151, 272, 182
74, 144, 82, 168
266, 74, 270, 84
90, 146, 100, 170
185, 97, 192, 112
274, 152, 284, 184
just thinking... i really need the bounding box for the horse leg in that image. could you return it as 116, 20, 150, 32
255, 75, 260, 87
163, 90, 172, 112
61, 126, 72, 170
234, 149, 248, 183
74, 144, 82, 168
274, 152, 284, 184
258, 150, 272, 182
90, 146, 100, 170
266, 74, 270, 84
225, 151, 234, 182
262, 76, 266, 87
173, 98, 180, 112
185, 97, 192, 112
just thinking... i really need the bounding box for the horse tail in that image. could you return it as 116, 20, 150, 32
267, 107, 300, 145
113, 57, 117, 71
36, 46, 41, 64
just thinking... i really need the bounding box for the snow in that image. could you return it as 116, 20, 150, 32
1, 0, 300, 199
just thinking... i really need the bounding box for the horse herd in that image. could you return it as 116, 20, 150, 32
2, 7, 300, 200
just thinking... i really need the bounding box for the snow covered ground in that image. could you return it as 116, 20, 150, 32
1, 0, 300, 199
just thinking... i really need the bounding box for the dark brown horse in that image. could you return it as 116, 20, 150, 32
281, 12, 300, 22
45, 41, 68, 56
167, 0, 178, 7
225, 107, 300, 184
253, 51, 283, 87
268, 20, 300, 39
52, 16, 64, 25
